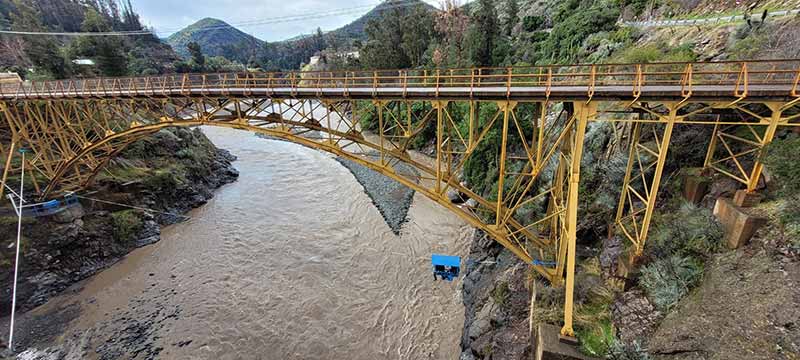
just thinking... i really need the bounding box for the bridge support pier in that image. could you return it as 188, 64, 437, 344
560, 102, 593, 340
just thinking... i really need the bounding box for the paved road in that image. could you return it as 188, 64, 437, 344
625, 8, 800, 28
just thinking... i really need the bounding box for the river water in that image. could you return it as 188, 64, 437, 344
23, 127, 471, 359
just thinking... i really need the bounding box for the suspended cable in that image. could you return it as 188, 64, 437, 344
0, 0, 444, 38
74, 194, 191, 220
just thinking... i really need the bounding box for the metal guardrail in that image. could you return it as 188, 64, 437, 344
1, 60, 799, 100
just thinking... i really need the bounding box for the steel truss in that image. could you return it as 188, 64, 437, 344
1, 61, 800, 338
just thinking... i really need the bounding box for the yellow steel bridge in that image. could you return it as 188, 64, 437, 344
1, 59, 799, 338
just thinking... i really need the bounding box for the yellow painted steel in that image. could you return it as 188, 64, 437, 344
0, 60, 799, 341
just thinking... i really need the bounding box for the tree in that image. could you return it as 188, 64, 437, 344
360, 8, 411, 69
313, 27, 326, 51
71, 8, 128, 76
10, 0, 68, 78
400, 5, 435, 67
504, 0, 519, 36
433, 0, 470, 67
187, 41, 205, 70
466, 0, 499, 66
361, 4, 434, 69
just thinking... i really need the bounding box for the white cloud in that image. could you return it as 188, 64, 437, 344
133, 0, 442, 42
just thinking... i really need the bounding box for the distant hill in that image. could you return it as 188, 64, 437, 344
166, 18, 264, 63
326, 0, 437, 42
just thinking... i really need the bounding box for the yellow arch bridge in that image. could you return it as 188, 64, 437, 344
1, 60, 799, 338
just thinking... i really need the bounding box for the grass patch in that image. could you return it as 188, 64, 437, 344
577, 319, 615, 357
111, 210, 142, 242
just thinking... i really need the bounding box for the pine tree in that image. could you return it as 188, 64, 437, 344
467, 0, 499, 67
187, 41, 205, 70
504, 0, 519, 36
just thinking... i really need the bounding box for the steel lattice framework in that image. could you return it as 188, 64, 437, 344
1, 60, 799, 338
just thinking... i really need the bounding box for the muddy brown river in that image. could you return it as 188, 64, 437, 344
17, 127, 471, 359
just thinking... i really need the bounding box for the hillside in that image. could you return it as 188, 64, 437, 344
0, 0, 179, 77
166, 17, 263, 63
326, 0, 437, 41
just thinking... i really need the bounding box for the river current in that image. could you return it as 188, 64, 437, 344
25, 126, 471, 359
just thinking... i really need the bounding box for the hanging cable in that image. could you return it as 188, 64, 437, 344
74, 194, 191, 220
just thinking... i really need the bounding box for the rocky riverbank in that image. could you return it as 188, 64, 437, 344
0, 128, 238, 318
459, 230, 532, 360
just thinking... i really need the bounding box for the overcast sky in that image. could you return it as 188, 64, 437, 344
133, 0, 443, 42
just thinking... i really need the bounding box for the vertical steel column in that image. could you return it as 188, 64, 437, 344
561, 102, 592, 339
636, 105, 677, 255
747, 102, 782, 192
495, 101, 514, 226
435, 101, 445, 194
468, 100, 476, 149
376, 100, 386, 166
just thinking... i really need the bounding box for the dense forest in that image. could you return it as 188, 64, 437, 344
0, 0, 179, 78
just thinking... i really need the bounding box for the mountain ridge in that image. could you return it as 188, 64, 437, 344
166, 17, 263, 62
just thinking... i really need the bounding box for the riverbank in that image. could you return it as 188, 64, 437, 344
459, 230, 532, 360
0, 127, 239, 348
4, 127, 470, 359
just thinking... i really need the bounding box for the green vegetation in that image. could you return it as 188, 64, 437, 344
647, 202, 724, 259
491, 280, 510, 307
111, 209, 142, 243
166, 17, 263, 65
0, 0, 178, 78
639, 255, 703, 311
360, 3, 434, 69
763, 136, 800, 247
573, 259, 617, 357
611, 42, 697, 63
607, 340, 651, 360
577, 319, 615, 356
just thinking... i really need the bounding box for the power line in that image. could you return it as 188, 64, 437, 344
0, 0, 442, 38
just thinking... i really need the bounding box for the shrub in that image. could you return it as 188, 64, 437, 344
492, 281, 510, 307
639, 255, 703, 310
111, 210, 142, 242
647, 201, 724, 258
763, 136, 800, 196
607, 339, 651, 360
613, 42, 696, 64
763, 136, 800, 239
522, 15, 546, 32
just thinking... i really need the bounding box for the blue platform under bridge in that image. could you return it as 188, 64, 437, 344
431, 254, 461, 281
14, 193, 80, 217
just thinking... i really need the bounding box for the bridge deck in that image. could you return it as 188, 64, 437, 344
1, 84, 797, 101
1, 60, 798, 102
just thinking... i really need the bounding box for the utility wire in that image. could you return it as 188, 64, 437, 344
0, 0, 443, 38
74, 194, 191, 220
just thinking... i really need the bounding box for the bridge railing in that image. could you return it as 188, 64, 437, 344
1, 60, 799, 99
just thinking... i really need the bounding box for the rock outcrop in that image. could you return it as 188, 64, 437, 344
460, 230, 532, 360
